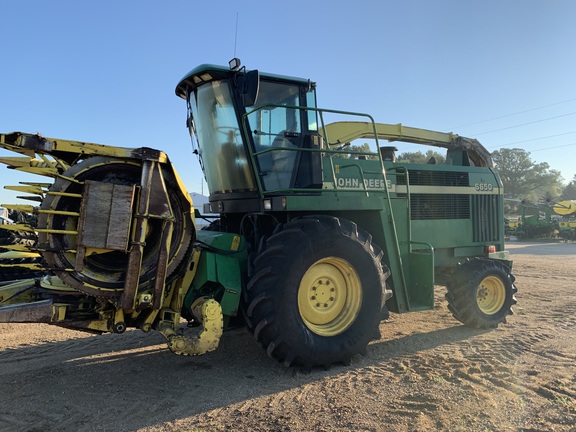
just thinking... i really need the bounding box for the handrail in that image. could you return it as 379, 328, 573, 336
242, 104, 388, 197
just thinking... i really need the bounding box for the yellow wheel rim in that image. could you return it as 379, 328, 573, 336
476, 275, 506, 315
297, 257, 362, 336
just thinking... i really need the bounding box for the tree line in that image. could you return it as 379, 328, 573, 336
487, 148, 574, 202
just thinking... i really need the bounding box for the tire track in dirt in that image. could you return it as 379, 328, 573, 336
373, 318, 576, 429
0, 328, 173, 432
0, 328, 164, 377
341, 272, 576, 431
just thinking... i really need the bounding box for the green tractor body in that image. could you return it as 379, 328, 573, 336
0, 61, 516, 369
177, 64, 512, 315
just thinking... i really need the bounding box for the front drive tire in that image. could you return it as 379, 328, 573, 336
243, 215, 391, 369
446, 258, 517, 329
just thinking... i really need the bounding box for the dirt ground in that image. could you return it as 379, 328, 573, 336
0, 241, 575, 432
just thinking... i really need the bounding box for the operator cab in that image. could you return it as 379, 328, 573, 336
176, 60, 321, 206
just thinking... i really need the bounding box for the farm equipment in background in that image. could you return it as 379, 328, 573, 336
554, 200, 576, 240
0, 61, 517, 369
507, 199, 576, 240
0, 208, 45, 282
513, 200, 556, 239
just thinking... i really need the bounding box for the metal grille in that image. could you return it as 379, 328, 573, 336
472, 194, 500, 242
410, 194, 470, 220
398, 170, 469, 187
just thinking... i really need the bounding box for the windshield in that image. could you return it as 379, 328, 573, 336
188, 80, 255, 194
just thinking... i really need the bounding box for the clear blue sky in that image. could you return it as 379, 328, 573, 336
1, 0, 575, 205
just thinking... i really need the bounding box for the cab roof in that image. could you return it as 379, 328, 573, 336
175, 64, 311, 99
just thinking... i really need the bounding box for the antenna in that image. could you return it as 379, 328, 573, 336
233, 13, 239, 58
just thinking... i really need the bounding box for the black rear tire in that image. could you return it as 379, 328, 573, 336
446, 259, 517, 329
243, 215, 391, 369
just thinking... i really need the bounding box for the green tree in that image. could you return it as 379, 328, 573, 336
561, 175, 576, 200
492, 148, 563, 201
397, 150, 445, 165
343, 143, 378, 160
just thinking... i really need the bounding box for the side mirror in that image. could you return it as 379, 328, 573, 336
241, 70, 260, 107
186, 115, 195, 135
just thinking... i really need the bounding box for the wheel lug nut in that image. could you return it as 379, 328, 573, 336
311, 296, 316, 300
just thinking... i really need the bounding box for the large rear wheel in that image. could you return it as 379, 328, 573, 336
446, 259, 517, 329
243, 215, 391, 369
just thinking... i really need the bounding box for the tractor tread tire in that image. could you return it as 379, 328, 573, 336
243, 215, 390, 369
446, 258, 517, 329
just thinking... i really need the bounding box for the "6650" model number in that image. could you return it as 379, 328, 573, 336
474, 183, 494, 191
